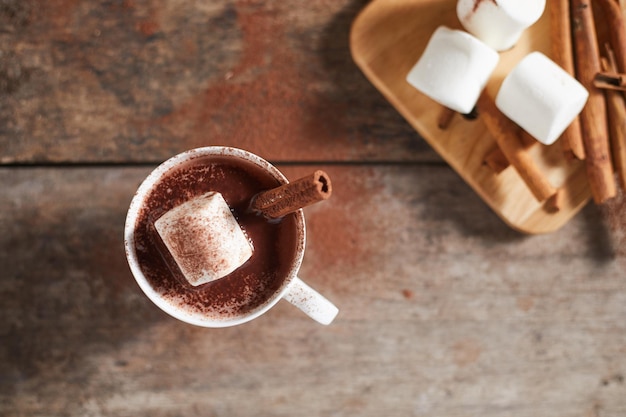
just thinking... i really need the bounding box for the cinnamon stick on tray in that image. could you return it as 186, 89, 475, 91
596, 0, 626, 74
250, 170, 332, 219
550, 0, 585, 160
437, 106, 456, 130
602, 49, 626, 190
594, 71, 626, 91
571, 0, 616, 203
483, 130, 535, 173
483, 145, 511, 174
477, 93, 560, 211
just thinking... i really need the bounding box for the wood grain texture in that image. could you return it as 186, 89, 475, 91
0, 0, 432, 164
1, 1, 625, 416
350, 0, 593, 234
1, 166, 625, 417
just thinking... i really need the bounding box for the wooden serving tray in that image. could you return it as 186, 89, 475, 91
350, 0, 592, 234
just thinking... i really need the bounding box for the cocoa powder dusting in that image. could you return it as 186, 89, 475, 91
472, 0, 497, 13
146, 3, 347, 159
133, 154, 299, 322
304, 168, 382, 271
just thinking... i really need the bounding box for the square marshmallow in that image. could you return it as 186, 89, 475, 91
406, 26, 499, 114
457, 0, 546, 51
155, 191, 253, 286
495, 52, 589, 145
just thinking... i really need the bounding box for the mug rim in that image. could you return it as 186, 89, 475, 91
124, 146, 306, 327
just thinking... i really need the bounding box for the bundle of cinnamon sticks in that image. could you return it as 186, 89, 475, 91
565, 0, 626, 204
548, 0, 626, 204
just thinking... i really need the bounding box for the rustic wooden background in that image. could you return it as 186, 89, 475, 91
1, 1, 625, 416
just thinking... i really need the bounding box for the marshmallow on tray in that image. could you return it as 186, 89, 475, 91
457, 0, 546, 51
406, 26, 499, 114
495, 52, 589, 145
154, 191, 253, 287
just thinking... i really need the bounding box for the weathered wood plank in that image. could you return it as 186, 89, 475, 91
1, 166, 624, 416
0, 0, 432, 164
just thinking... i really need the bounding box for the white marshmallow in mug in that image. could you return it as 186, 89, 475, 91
457, 0, 546, 51
495, 52, 589, 146
406, 26, 499, 114
154, 191, 253, 287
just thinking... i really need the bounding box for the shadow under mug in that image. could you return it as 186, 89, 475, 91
124, 146, 339, 327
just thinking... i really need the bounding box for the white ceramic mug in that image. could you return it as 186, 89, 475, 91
124, 146, 338, 327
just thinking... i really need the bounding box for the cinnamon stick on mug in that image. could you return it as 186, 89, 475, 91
250, 170, 332, 219
571, 0, 616, 204
550, 0, 585, 160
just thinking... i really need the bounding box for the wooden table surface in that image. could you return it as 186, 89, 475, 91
1, 1, 625, 416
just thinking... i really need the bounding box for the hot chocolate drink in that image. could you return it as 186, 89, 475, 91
132, 151, 300, 322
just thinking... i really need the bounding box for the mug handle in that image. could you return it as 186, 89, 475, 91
282, 277, 339, 325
